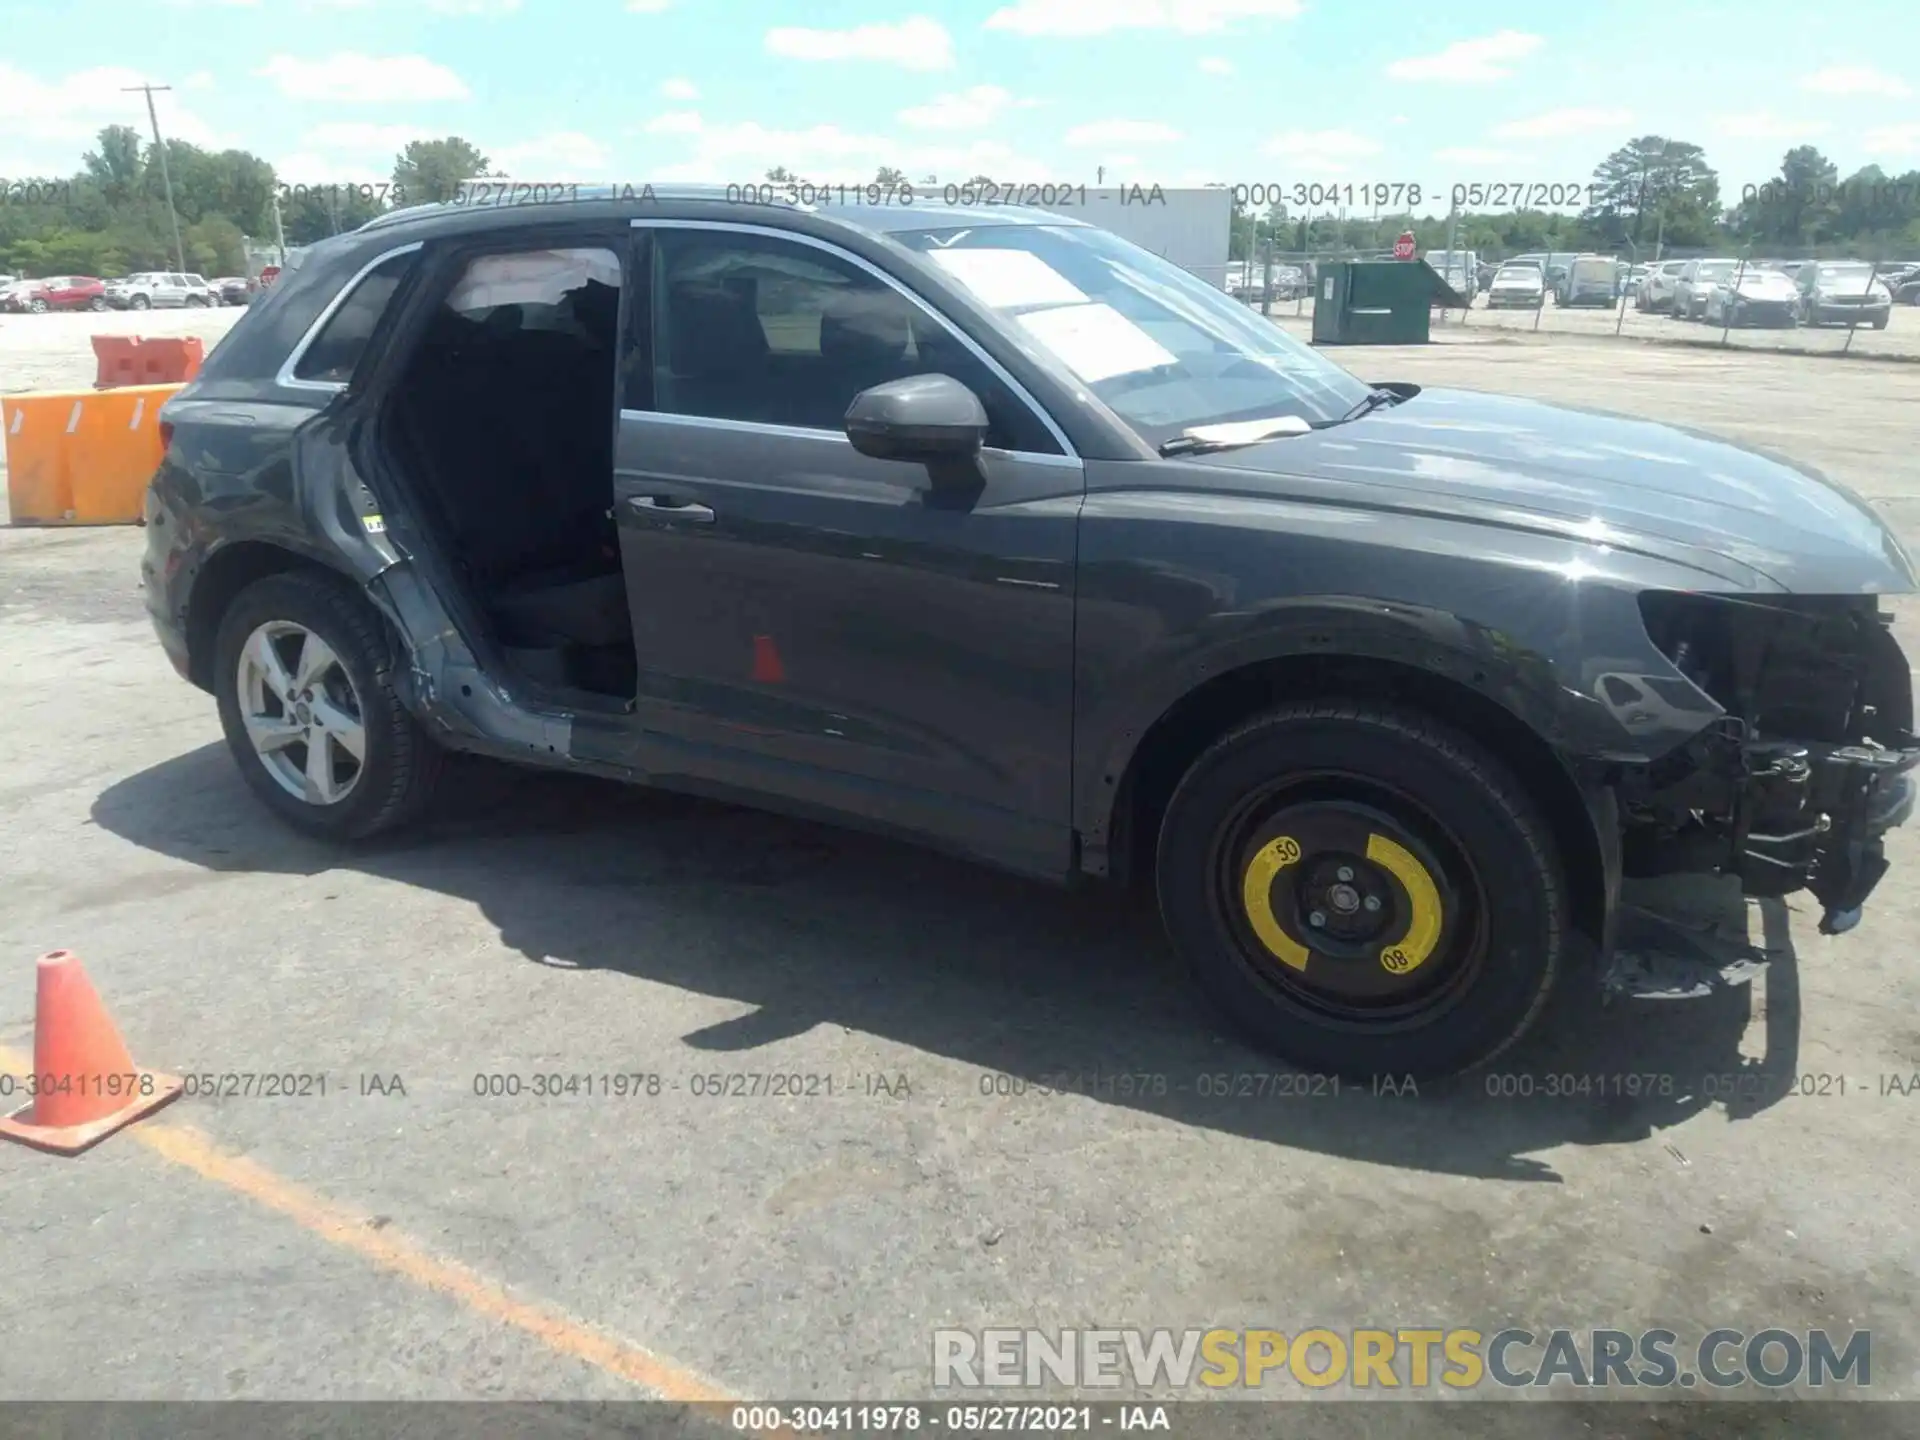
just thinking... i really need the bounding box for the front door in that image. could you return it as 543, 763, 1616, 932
612, 222, 1085, 877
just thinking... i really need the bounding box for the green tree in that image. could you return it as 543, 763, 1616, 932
1583, 135, 1720, 247
82, 125, 144, 204
393, 137, 491, 205
765, 165, 797, 182
874, 165, 909, 187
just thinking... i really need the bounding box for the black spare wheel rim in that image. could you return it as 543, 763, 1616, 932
1212, 779, 1486, 1027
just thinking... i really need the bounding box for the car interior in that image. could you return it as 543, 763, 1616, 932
381, 247, 636, 699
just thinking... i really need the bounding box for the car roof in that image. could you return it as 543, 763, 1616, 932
350, 182, 1095, 243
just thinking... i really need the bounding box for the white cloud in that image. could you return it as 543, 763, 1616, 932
272, 152, 386, 185
0, 63, 228, 166
182, 70, 217, 89
1386, 30, 1542, 82
1865, 122, 1920, 153
764, 17, 954, 70
1801, 66, 1911, 99
660, 76, 699, 100
426, 0, 520, 12
304, 121, 425, 151
1065, 119, 1181, 146
644, 110, 704, 135
1198, 56, 1234, 74
1711, 112, 1830, 140
1433, 146, 1523, 164
492, 131, 615, 177
1263, 127, 1381, 174
1492, 107, 1630, 138
646, 120, 1049, 186
627, 0, 671, 9
899, 84, 1025, 129
258, 53, 469, 102
985, 0, 1302, 36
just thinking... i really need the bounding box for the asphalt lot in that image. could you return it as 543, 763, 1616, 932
3, 311, 1920, 1426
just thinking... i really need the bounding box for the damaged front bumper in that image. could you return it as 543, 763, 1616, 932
1618, 592, 1920, 936
1741, 736, 1920, 933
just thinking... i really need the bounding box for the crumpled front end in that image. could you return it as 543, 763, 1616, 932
1620, 592, 1920, 934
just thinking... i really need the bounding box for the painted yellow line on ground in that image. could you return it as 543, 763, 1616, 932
0, 1043, 732, 1403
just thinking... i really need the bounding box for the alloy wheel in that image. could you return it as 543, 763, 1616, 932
234, 620, 368, 805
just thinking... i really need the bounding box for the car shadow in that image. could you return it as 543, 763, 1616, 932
92, 744, 1806, 1181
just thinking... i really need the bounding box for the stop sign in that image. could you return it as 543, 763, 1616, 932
1393, 232, 1416, 261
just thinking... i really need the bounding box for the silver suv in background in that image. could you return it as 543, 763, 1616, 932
106, 272, 220, 310
1671, 258, 1740, 321
1635, 259, 1687, 312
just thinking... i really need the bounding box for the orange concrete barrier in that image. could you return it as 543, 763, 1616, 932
91, 334, 204, 389
3, 383, 182, 525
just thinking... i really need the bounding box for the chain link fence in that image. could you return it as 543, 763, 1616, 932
1227, 240, 1920, 359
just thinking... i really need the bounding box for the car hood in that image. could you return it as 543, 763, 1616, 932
1815, 278, 1887, 298
1193, 387, 1916, 593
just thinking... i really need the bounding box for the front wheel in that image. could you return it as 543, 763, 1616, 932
88, 296, 108, 311
1156, 703, 1568, 1080
130, 295, 150, 310
213, 571, 442, 841
28, 298, 48, 313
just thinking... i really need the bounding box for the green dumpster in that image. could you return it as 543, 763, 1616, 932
1311, 261, 1470, 344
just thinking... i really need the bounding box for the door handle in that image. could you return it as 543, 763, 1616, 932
627, 495, 715, 523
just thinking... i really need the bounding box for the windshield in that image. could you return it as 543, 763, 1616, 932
1494, 266, 1540, 281
1818, 264, 1873, 282
1696, 262, 1737, 280
898, 223, 1368, 445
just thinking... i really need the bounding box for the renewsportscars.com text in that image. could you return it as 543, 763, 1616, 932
932, 1327, 1871, 1391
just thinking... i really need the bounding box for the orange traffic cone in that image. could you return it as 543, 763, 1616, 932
0, 950, 182, 1155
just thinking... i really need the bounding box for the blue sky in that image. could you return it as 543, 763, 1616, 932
1, 0, 1916, 211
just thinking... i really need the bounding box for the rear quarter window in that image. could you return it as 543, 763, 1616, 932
291, 251, 418, 385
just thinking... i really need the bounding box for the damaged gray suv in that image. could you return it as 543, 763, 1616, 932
142, 186, 1919, 1079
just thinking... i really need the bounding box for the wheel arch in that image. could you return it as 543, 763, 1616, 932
1100, 652, 1609, 952
184, 540, 367, 691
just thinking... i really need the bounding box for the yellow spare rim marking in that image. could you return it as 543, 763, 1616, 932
1241, 835, 1310, 971
1366, 832, 1443, 975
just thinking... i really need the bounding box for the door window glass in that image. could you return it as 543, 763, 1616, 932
647, 228, 1060, 453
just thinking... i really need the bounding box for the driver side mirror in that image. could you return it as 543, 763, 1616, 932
844, 374, 989, 477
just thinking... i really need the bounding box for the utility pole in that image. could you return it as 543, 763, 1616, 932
270, 187, 287, 266
124, 81, 187, 274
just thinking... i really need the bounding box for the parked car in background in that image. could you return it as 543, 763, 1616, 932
0, 277, 42, 312
1422, 248, 1478, 296
1485, 260, 1546, 309
1796, 261, 1893, 328
1703, 265, 1800, 327
106, 272, 220, 310
1556, 254, 1621, 308
1671, 258, 1741, 320
1894, 272, 1920, 306
211, 276, 252, 306
4, 275, 110, 313
1635, 259, 1687, 312
143, 187, 1920, 1080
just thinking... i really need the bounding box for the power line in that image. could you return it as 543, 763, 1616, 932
123, 81, 187, 274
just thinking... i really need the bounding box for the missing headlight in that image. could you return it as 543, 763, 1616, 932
1637, 592, 1911, 747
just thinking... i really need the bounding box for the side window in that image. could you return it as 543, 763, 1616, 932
647, 229, 1059, 454
292, 251, 418, 384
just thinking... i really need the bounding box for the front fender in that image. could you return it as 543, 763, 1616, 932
1070, 486, 1762, 858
